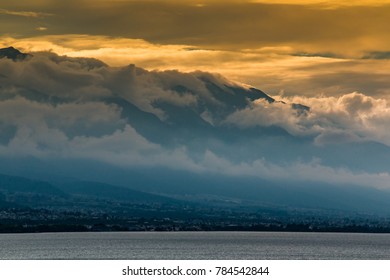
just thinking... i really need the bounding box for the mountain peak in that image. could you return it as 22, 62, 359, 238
0, 46, 30, 61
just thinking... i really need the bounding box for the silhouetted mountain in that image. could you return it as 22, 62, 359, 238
0, 46, 30, 61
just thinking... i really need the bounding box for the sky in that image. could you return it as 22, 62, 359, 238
2, 0, 390, 193
2, 0, 390, 98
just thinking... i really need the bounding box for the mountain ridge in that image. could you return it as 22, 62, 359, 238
0, 46, 30, 61
1, 47, 390, 219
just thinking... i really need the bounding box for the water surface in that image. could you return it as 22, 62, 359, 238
0, 231, 389, 259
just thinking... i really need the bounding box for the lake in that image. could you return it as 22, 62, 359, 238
0, 231, 390, 259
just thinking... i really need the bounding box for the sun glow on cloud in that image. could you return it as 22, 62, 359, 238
3, 34, 390, 102
3, 0, 390, 100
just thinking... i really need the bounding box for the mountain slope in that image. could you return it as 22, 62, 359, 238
0, 46, 30, 61
55, 180, 178, 204
0, 174, 65, 196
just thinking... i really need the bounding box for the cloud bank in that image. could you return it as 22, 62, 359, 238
226, 92, 390, 146
1, 50, 390, 189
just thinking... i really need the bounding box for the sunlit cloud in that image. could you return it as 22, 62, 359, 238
0, 8, 52, 18
2, 34, 390, 102
36, 27, 48, 31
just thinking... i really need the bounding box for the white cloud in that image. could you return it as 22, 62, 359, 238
226, 92, 390, 147
225, 99, 310, 135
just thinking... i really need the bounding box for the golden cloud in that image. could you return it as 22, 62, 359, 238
3, 34, 390, 101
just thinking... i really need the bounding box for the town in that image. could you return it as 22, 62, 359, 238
1, 202, 390, 234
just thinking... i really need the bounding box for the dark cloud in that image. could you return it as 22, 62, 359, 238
362, 51, 390, 60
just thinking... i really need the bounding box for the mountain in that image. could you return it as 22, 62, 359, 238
2, 168, 390, 215
0, 173, 182, 210
0, 173, 67, 207
0, 46, 30, 61
55, 180, 178, 204
0, 173, 65, 196
0, 47, 390, 218
59, 167, 390, 214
